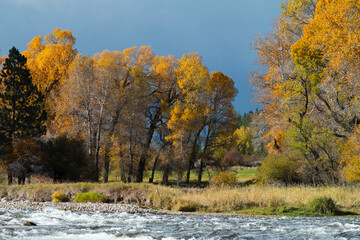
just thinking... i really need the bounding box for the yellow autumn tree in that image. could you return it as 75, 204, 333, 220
341, 127, 360, 181
23, 28, 77, 96
234, 126, 253, 155
166, 54, 237, 183
292, 0, 360, 136
55, 54, 96, 150
250, 0, 318, 154
288, 0, 360, 182
251, 0, 350, 184
166, 53, 210, 183
23, 29, 76, 131
145, 55, 179, 183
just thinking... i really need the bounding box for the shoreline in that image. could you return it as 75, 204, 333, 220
0, 198, 177, 215
0, 199, 357, 218
0, 198, 251, 218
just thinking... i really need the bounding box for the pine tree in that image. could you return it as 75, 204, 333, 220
0, 47, 47, 151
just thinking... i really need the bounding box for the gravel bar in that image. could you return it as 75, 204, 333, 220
0, 198, 177, 215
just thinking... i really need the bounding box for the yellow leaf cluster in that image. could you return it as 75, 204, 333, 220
23, 28, 77, 95
341, 127, 360, 181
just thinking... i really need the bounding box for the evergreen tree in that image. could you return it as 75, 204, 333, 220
237, 111, 254, 128
0, 47, 47, 152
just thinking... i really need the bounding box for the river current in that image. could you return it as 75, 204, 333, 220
0, 208, 359, 239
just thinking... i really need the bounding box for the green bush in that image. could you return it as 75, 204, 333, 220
74, 191, 106, 203
307, 197, 338, 215
212, 171, 237, 187
52, 191, 69, 202
257, 154, 299, 185
43, 135, 92, 183
172, 201, 202, 212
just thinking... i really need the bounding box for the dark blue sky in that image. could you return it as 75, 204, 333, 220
0, 0, 284, 113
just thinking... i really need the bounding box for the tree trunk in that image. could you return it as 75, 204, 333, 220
128, 140, 134, 183
186, 144, 197, 184
102, 109, 121, 183
7, 174, 12, 185
197, 160, 204, 185
185, 129, 202, 184
197, 129, 210, 185
94, 122, 102, 182
162, 165, 170, 185
136, 109, 161, 183
149, 154, 160, 183
87, 110, 93, 157
119, 151, 127, 183
121, 170, 126, 183
103, 144, 110, 183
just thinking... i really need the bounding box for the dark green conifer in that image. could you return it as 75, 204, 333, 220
0, 47, 47, 149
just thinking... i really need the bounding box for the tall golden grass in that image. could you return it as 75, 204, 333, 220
0, 183, 359, 213
174, 186, 360, 211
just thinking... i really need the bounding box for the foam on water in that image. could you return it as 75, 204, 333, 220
0, 208, 359, 239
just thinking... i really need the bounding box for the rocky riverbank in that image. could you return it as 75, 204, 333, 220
0, 198, 175, 215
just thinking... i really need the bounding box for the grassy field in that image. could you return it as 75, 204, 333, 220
0, 168, 258, 186
107, 168, 258, 185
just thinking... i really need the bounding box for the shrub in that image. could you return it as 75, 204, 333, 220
172, 201, 202, 212
52, 191, 69, 202
223, 149, 243, 168
74, 191, 106, 203
212, 171, 237, 187
42, 135, 92, 183
307, 197, 338, 215
257, 154, 299, 185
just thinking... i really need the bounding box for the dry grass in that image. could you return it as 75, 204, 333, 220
175, 185, 360, 212
0, 183, 359, 214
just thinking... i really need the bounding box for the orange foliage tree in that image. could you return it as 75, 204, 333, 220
250, 0, 360, 184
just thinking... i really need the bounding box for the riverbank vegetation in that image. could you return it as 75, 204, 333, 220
0, 182, 358, 216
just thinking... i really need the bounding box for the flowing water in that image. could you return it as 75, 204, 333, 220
0, 208, 359, 239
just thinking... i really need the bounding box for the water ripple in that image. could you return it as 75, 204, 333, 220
0, 208, 359, 239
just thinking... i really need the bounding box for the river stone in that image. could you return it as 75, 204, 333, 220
23, 221, 37, 226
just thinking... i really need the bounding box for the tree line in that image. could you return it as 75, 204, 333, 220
0, 29, 253, 184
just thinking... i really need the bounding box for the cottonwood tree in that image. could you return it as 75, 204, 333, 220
23, 28, 76, 96
145, 55, 179, 183
250, 0, 317, 179
107, 46, 154, 183
291, 0, 360, 182
166, 53, 210, 184
135, 55, 179, 183
193, 72, 237, 183
234, 126, 254, 156
251, 0, 318, 152
165, 54, 237, 184
58, 50, 120, 182
251, 0, 360, 184
23, 28, 77, 133
55, 54, 100, 180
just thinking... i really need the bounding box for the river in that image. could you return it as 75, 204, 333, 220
0, 208, 359, 239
